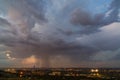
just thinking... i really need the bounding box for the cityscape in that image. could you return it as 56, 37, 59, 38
0, 67, 120, 80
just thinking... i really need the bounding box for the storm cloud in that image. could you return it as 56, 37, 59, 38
0, 0, 120, 68
70, 8, 104, 26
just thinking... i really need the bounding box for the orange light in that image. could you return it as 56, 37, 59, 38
95, 69, 99, 72
91, 69, 94, 72
20, 72, 23, 74
20, 75, 22, 77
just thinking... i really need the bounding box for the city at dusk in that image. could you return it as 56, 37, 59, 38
0, 0, 120, 80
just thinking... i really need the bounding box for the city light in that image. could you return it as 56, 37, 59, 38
91, 69, 99, 72
1, 68, 120, 80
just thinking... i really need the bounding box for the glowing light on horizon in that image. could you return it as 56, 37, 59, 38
21, 55, 38, 67
5, 50, 16, 60
91, 69, 99, 72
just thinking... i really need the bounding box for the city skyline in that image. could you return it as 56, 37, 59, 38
0, 0, 120, 68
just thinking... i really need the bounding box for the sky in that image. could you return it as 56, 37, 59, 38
0, 0, 120, 68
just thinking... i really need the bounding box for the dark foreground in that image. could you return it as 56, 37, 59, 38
0, 68, 120, 80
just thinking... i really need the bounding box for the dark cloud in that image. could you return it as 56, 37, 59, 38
0, 17, 11, 26
0, 17, 17, 45
70, 0, 120, 34
98, 0, 120, 26
7, 38, 98, 67
70, 8, 104, 26
105, 0, 120, 22
6, 0, 47, 23
0, 0, 48, 45
0, 0, 120, 67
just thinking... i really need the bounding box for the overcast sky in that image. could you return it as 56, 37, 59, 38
0, 0, 120, 68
